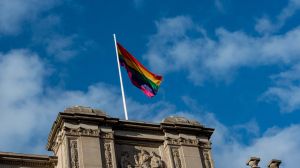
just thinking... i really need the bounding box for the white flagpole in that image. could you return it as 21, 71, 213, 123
113, 34, 129, 120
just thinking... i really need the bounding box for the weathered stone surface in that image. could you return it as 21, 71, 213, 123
162, 116, 202, 126
268, 159, 281, 168
64, 105, 108, 116
0, 152, 57, 168
247, 157, 260, 168
0, 106, 215, 168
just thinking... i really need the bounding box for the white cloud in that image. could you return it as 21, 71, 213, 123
145, 16, 300, 79
214, 0, 230, 13
133, 0, 145, 9
0, 1, 93, 61
45, 34, 80, 61
0, 49, 118, 152
263, 64, 300, 112
159, 97, 300, 168
0, 49, 174, 153
144, 15, 300, 111
255, 0, 300, 34
214, 0, 224, 12
30, 15, 93, 61
0, 0, 58, 35
0, 49, 298, 168
213, 124, 300, 168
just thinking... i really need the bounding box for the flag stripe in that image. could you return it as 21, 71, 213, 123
117, 42, 162, 97
117, 43, 162, 85
120, 58, 160, 91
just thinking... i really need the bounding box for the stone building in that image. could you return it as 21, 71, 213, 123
0, 106, 215, 168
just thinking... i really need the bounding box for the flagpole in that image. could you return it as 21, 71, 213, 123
113, 34, 129, 120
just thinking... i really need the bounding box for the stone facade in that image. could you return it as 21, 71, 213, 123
0, 106, 215, 168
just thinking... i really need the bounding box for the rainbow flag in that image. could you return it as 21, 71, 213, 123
117, 42, 163, 97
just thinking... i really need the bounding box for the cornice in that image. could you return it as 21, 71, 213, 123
47, 112, 118, 150
0, 152, 57, 167
47, 107, 215, 150
161, 122, 214, 139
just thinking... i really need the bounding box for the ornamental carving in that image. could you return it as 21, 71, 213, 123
51, 134, 62, 152
119, 149, 165, 168
179, 137, 199, 146
199, 141, 213, 168
121, 149, 163, 168
101, 132, 114, 139
50, 130, 64, 152
150, 151, 163, 168
171, 148, 182, 168
64, 127, 99, 137
121, 152, 132, 168
203, 151, 212, 168
134, 149, 151, 168
70, 140, 79, 168
165, 137, 180, 145
199, 141, 212, 149
104, 143, 113, 168
165, 137, 199, 146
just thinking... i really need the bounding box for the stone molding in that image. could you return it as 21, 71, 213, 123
101, 132, 114, 140
0, 152, 57, 168
199, 141, 212, 149
163, 116, 202, 126
50, 126, 100, 152
47, 109, 214, 151
165, 137, 199, 146
0, 160, 56, 167
64, 127, 100, 137
64, 105, 108, 116
51, 133, 62, 153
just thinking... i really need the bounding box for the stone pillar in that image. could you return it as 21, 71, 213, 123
163, 134, 184, 168
268, 159, 281, 168
100, 128, 117, 168
47, 106, 107, 168
162, 116, 214, 168
246, 157, 260, 168
199, 140, 214, 168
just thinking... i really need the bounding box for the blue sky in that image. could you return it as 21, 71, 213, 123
0, 0, 300, 167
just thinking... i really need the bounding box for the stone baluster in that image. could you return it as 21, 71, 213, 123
268, 159, 281, 168
246, 157, 260, 168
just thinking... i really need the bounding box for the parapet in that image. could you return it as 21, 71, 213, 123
47, 106, 215, 168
